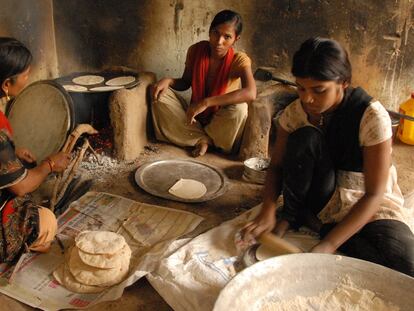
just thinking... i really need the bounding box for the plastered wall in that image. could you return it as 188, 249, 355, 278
1, 0, 413, 110
0, 0, 58, 82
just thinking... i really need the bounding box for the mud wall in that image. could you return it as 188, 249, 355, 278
0, 0, 58, 82
2, 1, 413, 110
52, 0, 414, 110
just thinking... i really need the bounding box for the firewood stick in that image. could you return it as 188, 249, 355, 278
55, 139, 90, 206
50, 124, 98, 211
50, 154, 78, 211
87, 143, 101, 165
62, 124, 98, 153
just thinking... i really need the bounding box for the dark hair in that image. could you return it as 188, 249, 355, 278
292, 37, 352, 83
209, 10, 243, 36
0, 37, 32, 95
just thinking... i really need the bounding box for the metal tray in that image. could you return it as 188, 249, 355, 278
134, 159, 229, 203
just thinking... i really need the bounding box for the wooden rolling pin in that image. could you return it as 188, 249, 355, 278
257, 232, 302, 257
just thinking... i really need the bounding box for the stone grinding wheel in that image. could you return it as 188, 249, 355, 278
7, 81, 74, 162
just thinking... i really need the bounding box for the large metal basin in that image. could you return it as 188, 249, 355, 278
214, 253, 414, 311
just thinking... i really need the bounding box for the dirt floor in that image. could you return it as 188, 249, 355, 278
1, 139, 413, 311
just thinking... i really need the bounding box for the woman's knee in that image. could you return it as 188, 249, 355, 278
29, 207, 57, 253
385, 240, 414, 277
391, 231, 414, 277
363, 220, 414, 276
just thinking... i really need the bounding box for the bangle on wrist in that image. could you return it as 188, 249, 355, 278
45, 157, 55, 173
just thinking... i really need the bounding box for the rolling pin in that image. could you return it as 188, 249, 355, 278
257, 232, 302, 257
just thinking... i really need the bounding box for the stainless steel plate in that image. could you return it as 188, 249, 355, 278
134, 159, 229, 203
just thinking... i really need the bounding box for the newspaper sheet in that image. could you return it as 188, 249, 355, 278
0, 191, 204, 310
147, 204, 320, 311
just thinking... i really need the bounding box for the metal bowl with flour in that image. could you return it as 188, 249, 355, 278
214, 254, 414, 311
243, 157, 270, 184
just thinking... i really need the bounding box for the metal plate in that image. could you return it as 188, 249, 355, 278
134, 159, 228, 203
7, 81, 73, 162
214, 254, 414, 311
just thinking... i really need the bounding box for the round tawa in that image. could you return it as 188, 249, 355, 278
7, 81, 73, 162
134, 159, 228, 203
55, 71, 139, 93
214, 254, 414, 311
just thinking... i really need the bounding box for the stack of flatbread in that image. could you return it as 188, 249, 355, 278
53, 231, 131, 293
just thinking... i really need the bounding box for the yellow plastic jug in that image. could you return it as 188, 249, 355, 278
398, 92, 414, 145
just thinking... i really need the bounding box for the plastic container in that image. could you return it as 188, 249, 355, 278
397, 92, 414, 145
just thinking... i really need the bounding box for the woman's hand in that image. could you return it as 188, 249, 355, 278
16, 147, 36, 163
152, 78, 173, 101
310, 240, 336, 254
186, 99, 209, 124
47, 152, 71, 173
242, 208, 277, 243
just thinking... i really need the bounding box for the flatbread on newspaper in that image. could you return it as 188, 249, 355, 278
78, 243, 131, 269
105, 76, 135, 86
69, 247, 130, 286
168, 178, 207, 199
75, 231, 126, 255
63, 85, 88, 92
90, 86, 122, 92
53, 263, 106, 294
72, 75, 104, 85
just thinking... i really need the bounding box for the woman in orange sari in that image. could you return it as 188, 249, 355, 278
0, 37, 70, 263
152, 10, 256, 157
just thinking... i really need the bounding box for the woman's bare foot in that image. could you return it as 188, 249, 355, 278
192, 141, 209, 157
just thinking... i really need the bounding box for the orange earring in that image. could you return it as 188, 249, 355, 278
5, 90, 10, 101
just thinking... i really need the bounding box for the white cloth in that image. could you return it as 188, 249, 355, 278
147, 204, 320, 311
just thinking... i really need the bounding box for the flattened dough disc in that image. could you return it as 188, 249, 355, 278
72, 75, 104, 85
90, 86, 122, 92
168, 178, 207, 199
75, 231, 126, 255
105, 76, 136, 86
63, 84, 88, 92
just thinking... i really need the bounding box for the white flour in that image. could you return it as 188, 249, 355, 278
259, 276, 399, 311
